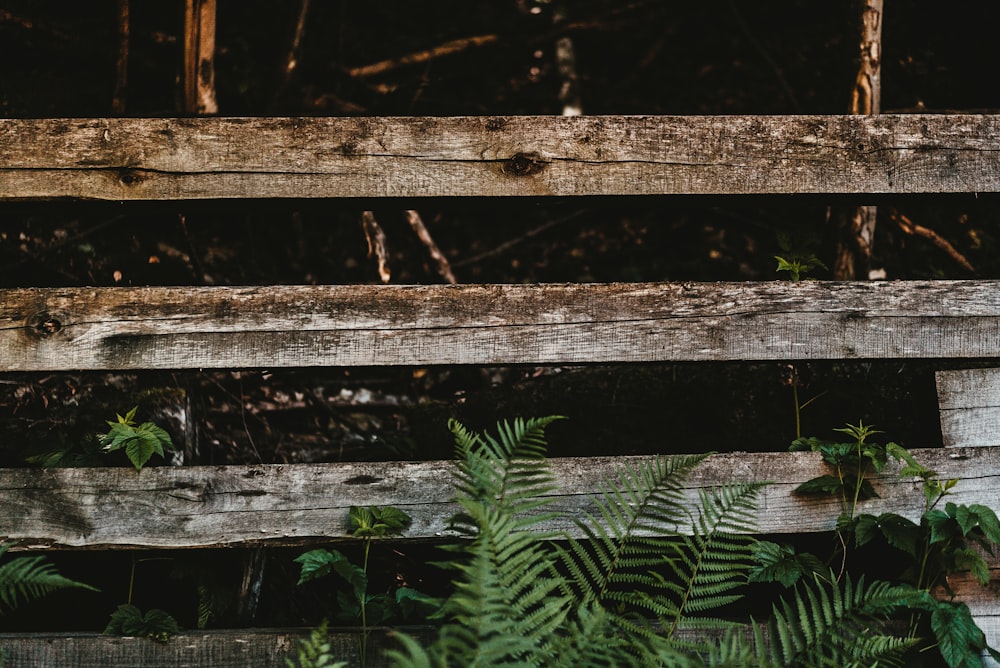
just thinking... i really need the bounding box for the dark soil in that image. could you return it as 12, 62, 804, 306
2, 0, 1000, 633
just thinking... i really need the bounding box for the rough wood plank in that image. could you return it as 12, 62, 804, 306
937, 368, 1000, 447
2, 617, 998, 668
1, 446, 997, 550
0, 628, 430, 668
1, 115, 999, 200
3, 281, 1000, 371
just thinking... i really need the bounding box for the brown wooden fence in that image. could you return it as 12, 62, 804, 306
3, 8, 1000, 668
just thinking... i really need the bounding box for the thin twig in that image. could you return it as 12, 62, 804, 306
887, 208, 977, 276
177, 214, 209, 284
270, 0, 310, 112
726, 0, 801, 112
405, 210, 456, 284
111, 0, 129, 114
361, 211, 391, 283
238, 375, 264, 465
346, 34, 499, 79
553, 5, 582, 117
451, 209, 587, 268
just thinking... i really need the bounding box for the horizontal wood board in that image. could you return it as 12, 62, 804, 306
1, 618, 997, 668
3, 281, 1000, 370
0, 628, 431, 668
2, 115, 999, 200
937, 368, 1000, 448
2, 446, 997, 550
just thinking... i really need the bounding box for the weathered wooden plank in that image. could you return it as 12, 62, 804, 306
1, 115, 998, 200
2, 617, 998, 668
1, 446, 997, 550
937, 368, 1000, 448
3, 281, 1000, 371
0, 628, 430, 668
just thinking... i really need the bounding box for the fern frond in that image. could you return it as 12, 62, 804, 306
764, 571, 919, 668
0, 546, 98, 614
449, 416, 563, 522
560, 454, 713, 604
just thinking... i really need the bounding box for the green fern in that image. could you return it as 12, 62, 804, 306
558, 455, 766, 650
432, 417, 574, 665
0, 543, 98, 614
759, 571, 919, 668
390, 417, 920, 668
286, 620, 347, 668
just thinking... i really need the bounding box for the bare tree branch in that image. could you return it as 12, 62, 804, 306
405, 210, 456, 284
361, 211, 391, 283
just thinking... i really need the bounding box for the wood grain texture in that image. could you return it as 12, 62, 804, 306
2, 623, 995, 668
1, 446, 997, 550
2, 115, 999, 200
0, 628, 431, 668
937, 368, 1000, 447
3, 281, 1000, 371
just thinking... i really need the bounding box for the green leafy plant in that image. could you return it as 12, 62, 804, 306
99, 406, 176, 471
286, 619, 347, 668
0, 543, 97, 614
295, 505, 436, 666
757, 570, 921, 667
785, 422, 1000, 667
104, 603, 180, 643
774, 231, 828, 281
102, 555, 181, 643
384, 416, 919, 667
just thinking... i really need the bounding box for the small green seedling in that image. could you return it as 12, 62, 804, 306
99, 406, 175, 471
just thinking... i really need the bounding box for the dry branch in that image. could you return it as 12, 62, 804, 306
405, 210, 456, 284
183, 0, 218, 114
833, 0, 883, 280
270, 0, 310, 111
111, 0, 129, 114
361, 210, 391, 283
887, 208, 977, 275
346, 34, 499, 79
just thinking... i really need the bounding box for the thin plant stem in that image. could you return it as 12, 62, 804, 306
127, 554, 136, 605
360, 537, 372, 667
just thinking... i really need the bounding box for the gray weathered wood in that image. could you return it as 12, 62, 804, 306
937, 368, 1000, 448
3, 281, 1000, 371
2, 115, 999, 200
0, 628, 431, 668
1, 446, 997, 550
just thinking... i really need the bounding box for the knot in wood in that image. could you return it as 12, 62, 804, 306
25, 311, 63, 337
501, 152, 546, 176
118, 169, 144, 186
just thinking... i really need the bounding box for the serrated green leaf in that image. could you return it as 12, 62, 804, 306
926, 509, 960, 545
348, 506, 374, 534
372, 506, 411, 532
124, 435, 156, 471
877, 513, 922, 557
395, 587, 440, 620
961, 504, 1000, 545
789, 436, 830, 452
853, 514, 880, 547
293, 548, 366, 599
123, 406, 139, 424
104, 603, 180, 642
747, 541, 824, 587
931, 600, 987, 668
793, 475, 843, 496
